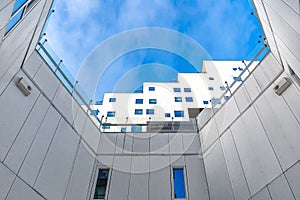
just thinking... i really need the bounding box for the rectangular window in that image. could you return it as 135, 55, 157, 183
135, 109, 143, 115
203, 101, 209, 105
238, 67, 243, 71
220, 86, 226, 91
131, 125, 142, 132
165, 113, 171, 117
5, 7, 25, 34
102, 125, 110, 129
172, 168, 186, 199
107, 111, 115, 117
109, 98, 116, 102
233, 76, 242, 82
185, 97, 193, 102
184, 88, 191, 92
93, 169, 110, 199
149, 87, 155, 91
146, 109, 154, 115
135, 99, 143, 104
175, 97, 182, 102
208, 87, 214, 90
174, 111, 184, 117
149, 99, 157, 104
173, 88, 181, 92
211, 98, 221, 105
209, 77, 214, 80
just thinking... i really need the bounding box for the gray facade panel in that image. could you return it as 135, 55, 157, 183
268, 174, 295, 200
285, 163, 300, 199
0, 162, 15, 200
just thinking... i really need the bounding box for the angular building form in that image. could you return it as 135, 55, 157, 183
0, 0, 300, 200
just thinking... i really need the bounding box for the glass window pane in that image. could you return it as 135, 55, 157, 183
107, 111, 115, 117
12, 0, 27, 14
174, 111, 184, 117
185, 97, 193, 102
135, 99, 143, 104
149, 99, 157, 104
131, 125, 142, 132
165, 113, 171, 117
109, 98, 116, 102
184, 88, 191, 92
149, 87, 155, 91
173, 168, 186, 198
146, 109, 154, 115
173, 88, 181, 92
94, 169, 109, 199
135, 109, 143, 115
5, 7, 24, 34
175, 97, 182, 102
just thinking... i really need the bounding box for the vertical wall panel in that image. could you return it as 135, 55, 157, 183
149, 164, 171, 200
285, 162, 300, 199
268, 174, 295, 200
0, 162, 15, 200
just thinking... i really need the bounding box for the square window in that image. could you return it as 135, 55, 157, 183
185, 97, 193, 102
107, 111, 115, 117
135, 109, 143, 115
146, 109, 154, 115
208, 87, 214, 90
173, 168, 186, 199
175, 97, 182, 102
165, 113, 171, 117
174, 111, 184, 117
121, 127, 126, 133
93, 169, 110, 199
149, 99, 157, 104
109, 98, 116, 102
220, 86, 226, 91
149, 87, 155, 91
209, 77, 214, 80
135, 99, 143, 104
203, 101, 209, 105
184, 88, 191, 92
173, 88, 181, 92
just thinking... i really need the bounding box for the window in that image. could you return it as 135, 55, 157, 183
238, 67, 243, 71
102, 125, 110, 129
185, 97, 193, 102
149, 87, 155, 91
209, 77, 214, 80
175, 97, 182, 102
121, 127, 126, 133
107, 111, 115, 117
149, 99, 157, 104
135, 99, 143, 104
146, 109, 154, 115
220, 86, 226, 91
233, 67, 237, 71
131, 125, 142, 132
211, 98, 221, 105
95, 100, 103, 105
135, 109, 143, 115
233, 76, 242, 82
208, 87, 214, 90
173, 88, 181, 92
5, 0, 37, 35
165, 113, 171, 117
93, 169, 109, 199
172, 168, 186, 199
174, 111, 184, 117
203, 101, 209, 105
109, 98, 116, 102
184, 88, 191, 92
91, 109, 99, 116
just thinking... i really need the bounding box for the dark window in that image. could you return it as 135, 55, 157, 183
135, 109, 143, 115
146, 109, 154, 115
174, 111, 184, 117
173, 88, 181, 92
107, 111, 115, 117
184, 88, 191, 92
149, 99, 157, 104
233, 76, 242, 82
238, 67, 243, 71
135, 99, 143, 104
93, 169, 109, 199
149, 87, 155, 91
175, 97, 182, 102
185, 97, 193, 102
102, 125, 110, 129
209, 77, 214, 80
165, 113, 171, 117
233, 67, 237, 71
224, 96, 230, 101
208, 87, 214, 90
109, 98, 116, 102
220, 86, 226, 91
203, 101, 209, 105
173, 168, 186, 199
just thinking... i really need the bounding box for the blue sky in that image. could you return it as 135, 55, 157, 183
46, 0, 263, 101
